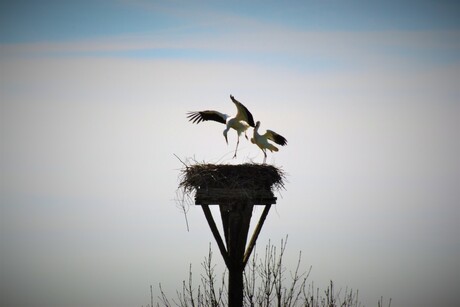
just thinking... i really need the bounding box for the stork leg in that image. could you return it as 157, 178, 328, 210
233, 137, 240, 158
262, 149, 267, 164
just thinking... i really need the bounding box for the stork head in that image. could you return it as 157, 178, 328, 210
255, 121, 261, 129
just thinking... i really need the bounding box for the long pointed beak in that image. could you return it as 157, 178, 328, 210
224, 134, 228, 145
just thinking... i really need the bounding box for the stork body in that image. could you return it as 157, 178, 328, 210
251, 121, 287, 163
187, 95, 255, 158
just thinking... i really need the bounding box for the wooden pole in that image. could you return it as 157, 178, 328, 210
222, 202, 253, 307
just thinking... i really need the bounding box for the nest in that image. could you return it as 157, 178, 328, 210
179, 163, 286, 195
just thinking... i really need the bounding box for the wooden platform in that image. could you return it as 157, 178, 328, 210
195, 187, 277, 205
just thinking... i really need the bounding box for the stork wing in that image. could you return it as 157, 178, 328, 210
265, 130, 287, 146
230, 95, 255, 127
187, 110, 227, 124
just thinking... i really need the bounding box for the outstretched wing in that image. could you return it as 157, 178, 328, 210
265, 130, 287, 146
230, 95, 255, 127
187, 111, 228, 124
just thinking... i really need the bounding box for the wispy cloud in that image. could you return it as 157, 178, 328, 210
2, 28, 459, 73
2, 0, 459, 72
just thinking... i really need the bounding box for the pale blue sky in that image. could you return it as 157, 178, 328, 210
1, 1, 460, 307
1, 0, 460, 43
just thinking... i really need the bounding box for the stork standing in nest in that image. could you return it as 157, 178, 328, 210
251, 121, 287, 163
187, 95, 255, 158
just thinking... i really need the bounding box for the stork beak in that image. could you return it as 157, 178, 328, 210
224, 134, 228, 145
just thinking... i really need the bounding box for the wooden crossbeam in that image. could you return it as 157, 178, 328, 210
201, 205, 229, 268
243, 204, 271, 267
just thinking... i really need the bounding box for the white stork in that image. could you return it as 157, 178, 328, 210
251, 121, 287, 163
187, 95, 256, 158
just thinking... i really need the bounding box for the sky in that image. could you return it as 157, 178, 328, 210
1, 1, 460, 306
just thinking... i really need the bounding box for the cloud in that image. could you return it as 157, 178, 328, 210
2, 17, 459, 74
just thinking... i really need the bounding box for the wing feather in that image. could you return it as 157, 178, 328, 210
230, 95, 255, 127
187, 111, 227, 124
265, 130, 287, 146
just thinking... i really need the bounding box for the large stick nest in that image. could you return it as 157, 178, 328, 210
179, 163, 286, 194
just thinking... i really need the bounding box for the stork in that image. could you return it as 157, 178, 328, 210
251, 121, 287, 163
187, 95, 256, 158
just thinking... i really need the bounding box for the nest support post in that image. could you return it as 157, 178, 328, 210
220, 202, 253, 307
180, 163, 284, 307
198, 192, 275, 307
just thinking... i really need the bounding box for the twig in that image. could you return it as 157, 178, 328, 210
173, 153, 189, 169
